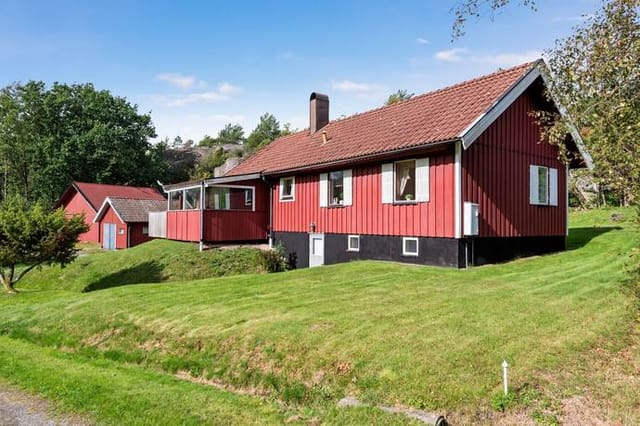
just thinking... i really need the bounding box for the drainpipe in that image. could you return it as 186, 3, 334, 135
261, 173, 273, 249
199, 180, 205, 252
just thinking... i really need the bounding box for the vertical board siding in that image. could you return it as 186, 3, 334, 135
166, 179, 269, 243
272, 152, 455, 237
129, 223, 154, 247
99, 206, 128, 249
64, 191, 99, 243
462, 89, 567, 237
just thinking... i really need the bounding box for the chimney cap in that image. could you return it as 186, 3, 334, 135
310, 92, 329, 101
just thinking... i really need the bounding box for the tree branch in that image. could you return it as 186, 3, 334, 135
13, 263, 40, 285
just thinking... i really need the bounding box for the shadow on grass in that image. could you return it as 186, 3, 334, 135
83, 261, 165, 292
567, 226, 622, 251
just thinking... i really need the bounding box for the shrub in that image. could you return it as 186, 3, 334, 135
260, 244, 289, 273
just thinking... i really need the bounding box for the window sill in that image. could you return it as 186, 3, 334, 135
279, 198, 295, 202
327, 204, 346, 208
393, 200, 419, 205
346, 249, 359, 252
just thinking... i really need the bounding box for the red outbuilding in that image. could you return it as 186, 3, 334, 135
94, 197, 167, 250
158, 60, 590, 268
53, 182, 166, 247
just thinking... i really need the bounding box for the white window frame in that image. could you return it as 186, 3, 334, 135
204, 184, 255, 212
402, 237, 419, 257
382, 158, 429, 204
530, 165, 558, 207
347, 235, 360, 252
279, 177, 295, 202
320, 169, 352, 207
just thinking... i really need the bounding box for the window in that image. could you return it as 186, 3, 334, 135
118, 228, 125, 235
280, 177, 295, 201
347, 235, 360, 252
402, 237, 419, 256
530, 165, 558, 206
395, 160, 416, 202
205, 186, 253, 211
142, 225, 149, 235
382, 158, 429, 204
184, 187, 201, 210
169, 190, 183, 210
329, 171, 344, 205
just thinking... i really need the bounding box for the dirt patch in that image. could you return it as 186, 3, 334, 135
560, 396, 609, 426
0, 384, 90, 425
82, 328, 122, 348
174, 370, 269, 397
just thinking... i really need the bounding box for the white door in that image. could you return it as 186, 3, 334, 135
103, 223, 116, 250
309, 233, 324, 267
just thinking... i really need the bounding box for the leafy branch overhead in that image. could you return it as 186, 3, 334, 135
538, 0, 640, 204
451, 0, 537, 38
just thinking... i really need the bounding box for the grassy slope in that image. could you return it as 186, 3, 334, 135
0, 208, 637, 423
21, 239, 268, 292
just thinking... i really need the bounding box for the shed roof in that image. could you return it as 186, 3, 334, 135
94, 197, 167, 224
227, 61, 538, 176
54, 182, 165, 212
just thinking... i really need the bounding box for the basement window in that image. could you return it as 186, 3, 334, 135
279, 177, 295, 201
402, 237, 419, 257
347, 235, 360, 252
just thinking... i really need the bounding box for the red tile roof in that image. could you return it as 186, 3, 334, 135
227, 62, 536, 176
72, 182, 165, 211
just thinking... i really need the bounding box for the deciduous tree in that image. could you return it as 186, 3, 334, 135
386, 90, 414, 105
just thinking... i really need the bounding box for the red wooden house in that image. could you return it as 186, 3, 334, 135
160, 60, 590, 268
53, 182, 166, 247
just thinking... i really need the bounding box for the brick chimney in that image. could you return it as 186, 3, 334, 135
309, 92, 329, 133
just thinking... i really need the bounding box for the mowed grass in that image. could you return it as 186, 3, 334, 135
21, 239, 270, 292
0, 208, 636, 423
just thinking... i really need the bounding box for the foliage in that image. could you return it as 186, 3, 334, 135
0, 81, 159, 206
190, 147, 227, 180
245, 113, 282, 152
491, 391, 516, 412
451, 0, 536, 38
540, 0, 640, 205
199, 124, 246, 147
0, 197, 88, 293
260, 244, 289, 273
385, 89, 414, 105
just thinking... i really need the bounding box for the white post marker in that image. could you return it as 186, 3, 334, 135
502, 360, 509, 395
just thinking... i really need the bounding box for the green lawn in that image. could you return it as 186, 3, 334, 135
0, 208, 637, 424
21, 239, 271, 292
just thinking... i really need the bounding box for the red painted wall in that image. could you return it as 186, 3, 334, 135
166, 179, 269, 243
62, 191, 98, 243
272, 152, 456, 238
462, 88, 567, 237
98, 206, 128, 249
129, 223, 153, 247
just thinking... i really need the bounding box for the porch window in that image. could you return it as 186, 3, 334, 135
184, 187, 201, 210
279, 177, 295, 201
169, 191, 183, 210
205, 186, 254, 211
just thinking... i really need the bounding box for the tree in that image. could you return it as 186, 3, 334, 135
0, 82, 158, 206
190, 148, 227, 180
198, 134, 217, 147
245, 113, 281, 152
0, 197, 88, 293
217, 123, 245, 145
386, 90, 415, 105
451, 0, 536, 38
538, 0, 640, 205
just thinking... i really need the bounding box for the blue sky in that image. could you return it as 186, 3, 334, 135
0, 0, 599, 142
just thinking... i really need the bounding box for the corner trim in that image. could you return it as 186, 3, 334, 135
454, 140, 462, 239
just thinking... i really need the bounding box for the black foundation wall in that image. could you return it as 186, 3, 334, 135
466, 236, 566, 266
274, 232, 463, 269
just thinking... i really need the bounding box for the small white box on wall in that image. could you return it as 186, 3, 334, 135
464, 202, 479, 236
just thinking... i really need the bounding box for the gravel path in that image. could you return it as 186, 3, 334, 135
0, 386, 89, 426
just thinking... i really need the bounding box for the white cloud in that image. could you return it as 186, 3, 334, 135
155, 72, 205, 90
551, 14, 593, 23
331, 80, 385, 93
151, 82, 243, 107
416, 37, 430, 45
434, 48, 468, 62
471, 50, 542, 67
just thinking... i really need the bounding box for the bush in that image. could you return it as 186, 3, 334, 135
260, 244, 289, 273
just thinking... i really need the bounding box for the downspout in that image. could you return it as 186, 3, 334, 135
199, 180, 205, 252
261, 173, 273, 249
127, 225, 131, 249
